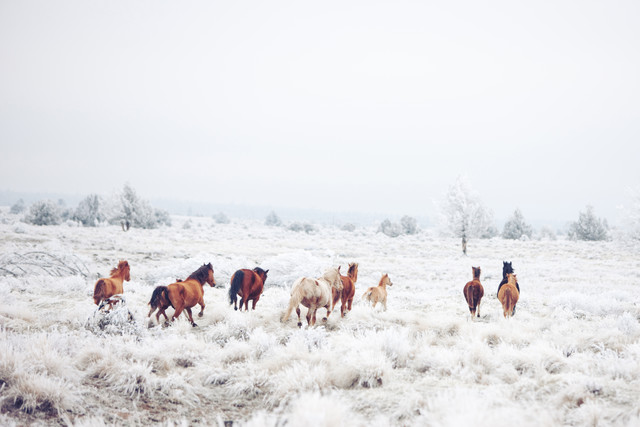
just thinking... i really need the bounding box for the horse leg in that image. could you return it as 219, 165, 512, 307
239, 297, 245, 311
306, 306, 314, 326
244, 297, 251, 311
186, 307, 197, 327
198, 298, 205, 317
251, 295, 260, 310
340, 298, 347, 318
383, 297, 387, 311
323, 304, 331, 322
172, 303, 184, 323
311, 307, 319, 326
347, 297, 353, 314
477, 300, 481, 318
296, 307, 302, 328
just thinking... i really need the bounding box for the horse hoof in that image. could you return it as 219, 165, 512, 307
322, 317, 327, 322
192, 323, 198, 327
297, 322, 302, 328
198, 313, 203, 317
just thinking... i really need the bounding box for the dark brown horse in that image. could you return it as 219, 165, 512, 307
148, 263, 216, 326
332, 262, 358, 317
93, 260, 130, 306
228, 267, 269, 311
463, 266, 484, 320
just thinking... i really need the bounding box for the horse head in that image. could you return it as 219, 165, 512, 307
119, 260, 131, 281
348, 263, 359, 281
254, 267, 269, 283
502, 261, 514, 278
205, 263, 216, 287
472, 266, 481, 279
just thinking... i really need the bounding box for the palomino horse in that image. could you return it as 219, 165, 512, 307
229, 267, 269, 311
93, 260, 130, 306
498, 273, 519, 319
282, 267, 343, 327
497, 261, 520, 315
362, 274, 393, 311
148, 263, 216, 326
332, 262, 358, 317
463, 266, 484, 320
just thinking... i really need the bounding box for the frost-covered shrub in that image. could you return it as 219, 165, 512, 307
73, 194, 105, 227
213, 212, 230, 224
154, 208, 172, 227
23, 200, 62, 226
568, 205, 609, 241
401, 216, 418, 235
502, 209, 533, 240
341, 223, 356, 232
288, 222, 315, 233
10, 199, 26, 214
265, 211, 282, 226
378, 219, 403, 237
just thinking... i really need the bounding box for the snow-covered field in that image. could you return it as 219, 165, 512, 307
1, 212, 639, 426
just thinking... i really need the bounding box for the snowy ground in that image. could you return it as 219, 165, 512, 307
1, 212, 639, 426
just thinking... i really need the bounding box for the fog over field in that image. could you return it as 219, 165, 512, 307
1, 211, 639, 426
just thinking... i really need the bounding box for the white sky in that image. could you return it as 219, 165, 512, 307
1, 0, 639, 222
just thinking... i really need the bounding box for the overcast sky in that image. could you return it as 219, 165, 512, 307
1, 0, 639, 223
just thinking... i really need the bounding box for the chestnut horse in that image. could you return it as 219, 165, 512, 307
498, 273, 519, 319
93, 260, 130, 306
463, 266, 484, 320
362, 274, 393, 311
282, 267, 343, 327
148, 263, 216, 326
497, 261, 520, 315
228, 267, 269, 311
332, 262, 358, 317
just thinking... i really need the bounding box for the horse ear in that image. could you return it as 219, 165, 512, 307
265, 269, 269, 274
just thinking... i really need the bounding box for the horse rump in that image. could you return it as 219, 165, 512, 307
149, 286, 172, 311
93, 279, 106, 305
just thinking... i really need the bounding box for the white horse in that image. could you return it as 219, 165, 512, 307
282, 267, 343, 327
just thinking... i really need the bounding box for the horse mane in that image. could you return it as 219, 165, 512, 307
378, 274, 388, 287
348, 263, 358, 277
187, 263, 212, 284
111, 260, 128, 276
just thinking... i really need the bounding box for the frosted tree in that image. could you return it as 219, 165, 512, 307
109, 184, 168, 229
265, 211, 282, 226
568, 205, 609, 241
439, 176, 495, 254
213, 212, 230, 224
73, 194, 105, 226
502, 208, 533, 240
400, 216, 418, 235
23, 200, 62, 226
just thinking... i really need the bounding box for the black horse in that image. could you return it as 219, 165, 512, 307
497, 261, 520, 314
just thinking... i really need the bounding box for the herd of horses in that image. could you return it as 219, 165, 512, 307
92, 260, 521, 327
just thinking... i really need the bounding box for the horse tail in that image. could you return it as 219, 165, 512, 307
504, 288, 513, 318
93, 279, 106, 305
282, 278, 304, 322
362, 289, 373, 301
149, 286, 171, 309
465, 286, 476, 312
229, 270, 244, 306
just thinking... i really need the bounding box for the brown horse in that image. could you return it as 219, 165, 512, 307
498, 273, 519, 319
332, 262, 358, 317
362, 274, 393, 311
463, 266, 484, 320
228, 267, 269, 311
148, 263, 216, 326
93, 260, 130, 306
